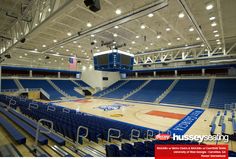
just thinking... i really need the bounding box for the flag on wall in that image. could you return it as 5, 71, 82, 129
69, 56, 77, 70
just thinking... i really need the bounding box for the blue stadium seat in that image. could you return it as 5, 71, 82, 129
9, 109, 65, 146
210, 124, 216, 135
74, 80, 91, 87
210, 79, 236, 109
51, 80, 83, 98
1, 79, 18, 91
94, 80, 126, 96
103, 80, 146, 99
161, 79, 209, 106
0, 107, 48, 145
127, 80, 173, 102
19, 79, 64, 100
0, 115, 26, 144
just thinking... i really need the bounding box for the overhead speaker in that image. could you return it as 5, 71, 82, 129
45, 56, 50, 59
5, 54, 11, 59
77, 60, 81, 63
84, 0, 101, 12
20, 38, 26, 43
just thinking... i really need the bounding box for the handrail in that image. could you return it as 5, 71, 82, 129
62, 108, 70, 113
47, 105, 55, 112
76, 126, 88, 148
34, 119, 53, 150
146, 130, 154, 139
7, 99, 16, 110
131, 129, 140, 140
28, 103, 38, 110
107, 128, 121, 142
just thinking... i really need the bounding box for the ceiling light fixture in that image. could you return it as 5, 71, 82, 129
166, 27, 171, 31
113, 33, 118, 37
53, 39, 57, 43
189, 27, 194, 32
67, 32, 72, 36
196, 37, 200, 41
91, 34, 95, 37
215, 34, 219, 37
177, 37, 181, 41
132, 41, 135, 44
168, 42, 171, 46
87, 22, 92, 27
178, 12, 185, 18
148, 13, 154, 17
115, 9, 121, 15
206, 3, 214, 10
42, 44, 46, 47
213, 30, 218, 33
140, 24, 146, 29
209, 16, 216, 21
157, 35, 161, 39
211, 22, 217, 27
114, 26, 119, 29
136, 35, 140, 39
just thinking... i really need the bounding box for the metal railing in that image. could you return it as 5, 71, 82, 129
28, 103, 39, 110
146, 130, 154, 139
75, 126, 88, 149
131, 129, 140, 140
107, 128, 121, 142
34, 119, 53, 151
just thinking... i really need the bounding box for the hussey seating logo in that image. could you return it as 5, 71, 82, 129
155, 134, 171, 141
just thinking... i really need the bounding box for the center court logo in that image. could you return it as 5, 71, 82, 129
155, 133, 229, 143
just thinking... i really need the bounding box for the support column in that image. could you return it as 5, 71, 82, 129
135, 72, 138, 78
58, 72, 61, 78
153, 71, 156, 77
175, 70, 178, 77
202, 68, 205, 76
29, 70, 33, 77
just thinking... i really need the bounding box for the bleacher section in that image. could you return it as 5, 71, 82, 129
0, 107, 48, 145
94, 80, 126, 97
19, 79, 64, 100
210, 79, 236, 109
103, 80, 146, 99
0, 95, 159, 145
74, 80, 90, 88
51, 80, 83, 98
1, 79, 18, 91
127, 80, 173, 102
0, 115, 26, 144
161, 79, 209, 106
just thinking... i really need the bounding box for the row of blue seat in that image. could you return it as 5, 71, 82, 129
51, 80, 83, 98
0, 107, 48, 145
94, 80, 126, 97
9, 109, 65, 146
0, 95, 159, 145
19, 79, 64, 100
127, 80, 173, 102
161, 79, 209, 106
210, 79, 236, 109
0, 115, 26, 144
1, 79, 18, 91
103, 80, 146, 99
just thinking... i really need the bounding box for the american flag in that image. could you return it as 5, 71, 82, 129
69, 56, 77, 70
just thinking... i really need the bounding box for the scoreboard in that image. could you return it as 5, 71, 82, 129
93, 50, 134, 72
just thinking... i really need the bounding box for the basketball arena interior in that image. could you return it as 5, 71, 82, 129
0, 0, 236, 158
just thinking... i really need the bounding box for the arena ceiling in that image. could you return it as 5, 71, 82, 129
0, 0, 236, 70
